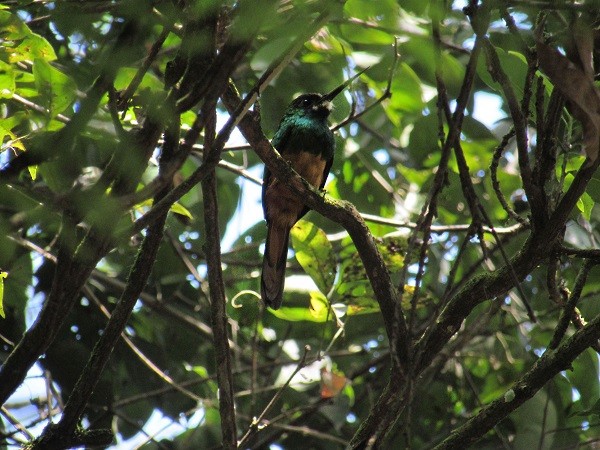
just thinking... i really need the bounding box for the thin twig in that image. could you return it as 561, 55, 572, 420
459, 362, 512, 450
548, 259, 595, 350
238, 345, 311, 448
490, 128, 529, 225
1, 406, 35, 441
83, 286, 203, 403
476, 204, 537, 323
117, 27, 170, 111
403, 16, 486, 344
10, 93, 70, 123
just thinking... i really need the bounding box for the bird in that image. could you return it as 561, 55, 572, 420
261, 69, 366, 309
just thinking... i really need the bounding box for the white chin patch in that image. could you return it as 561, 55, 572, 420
313, 101, 333, 112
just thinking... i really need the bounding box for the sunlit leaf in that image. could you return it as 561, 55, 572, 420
0, 61, 15, 98
0, 271, 7, 318
335, 236, 407, 315
577, 192, 594, 221
28, 165, 37, 180
291, 220, 336, 294
269, 296, 330, 322
0, 10, 30, 40
169, 202, 194, 220
33, 58, 76, 117
134, 197, 193, 220
11, 33, 57, 63
0, 126, 25, 152
309, 291, 329, 320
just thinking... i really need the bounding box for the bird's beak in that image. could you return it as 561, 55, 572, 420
321, 66, 369, 102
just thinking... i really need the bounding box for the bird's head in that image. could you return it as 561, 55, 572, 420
285, 67, 369, 120
287, 93, 333, 119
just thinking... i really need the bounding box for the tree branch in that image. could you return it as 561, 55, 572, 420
201, 104, 238, 449
32, 205, 168, 448
482, 38, 545, 226
434, 313, 600, 449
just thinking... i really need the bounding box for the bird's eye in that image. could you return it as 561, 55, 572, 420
302, 98, 310, 106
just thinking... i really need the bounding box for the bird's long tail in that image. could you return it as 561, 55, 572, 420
261, 223, 289, 309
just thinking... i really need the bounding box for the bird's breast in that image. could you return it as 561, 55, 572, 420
283, 150, 327, 187
264, 150, 328, 228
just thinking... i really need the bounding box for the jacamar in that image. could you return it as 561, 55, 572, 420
261, 69, 366, 309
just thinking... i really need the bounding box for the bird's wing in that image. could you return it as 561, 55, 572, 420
261, 164, 271, 219
320, 155, 334, 190
271, 119, 291, 150
262, 122, 292, 219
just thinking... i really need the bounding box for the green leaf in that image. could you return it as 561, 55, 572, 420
344, 295, 380, 315
408, 114, 442, 167
309, 291, 329, 321
0, 125, 25, 152
32, 58, 76, 117
387, 62, 425, 115
0, 10, 56, 62
586, 171, 600, 203
11, 33, 57, 62
568, 348, 600, 409
511, 390, 557, 449
28, 165, 37, 181
0, 271, 7, 319
339, 24, 395, 45
477, 47, 528, 97
344, 0, 399, 29
0, 61, 15, 98
577, 192, 594, 221
114, 67, 163, 91
0, 10, 31, 40
170, 202, 194, 220
291, 220, 336, 294
251, 37, 295, 72
574, 397, 600, 418
135, 197, 193, 220
334, 236, 407, 315
269, 293, 331, 322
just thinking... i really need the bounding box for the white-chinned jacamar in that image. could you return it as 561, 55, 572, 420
261, 69, 366, 309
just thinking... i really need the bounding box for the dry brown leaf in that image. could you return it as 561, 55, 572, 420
570, 18, 595, 81
320, 367, 347, 399
536, 24, 600, 163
